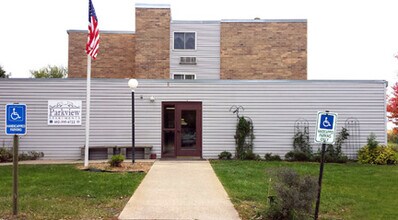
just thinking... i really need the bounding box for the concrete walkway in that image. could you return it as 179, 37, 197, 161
119, 160, 240, 220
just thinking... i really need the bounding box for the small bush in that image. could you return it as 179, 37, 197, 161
358, 145, 398, 165
390, 143, 398, 153
285, 150, 311, 162
267, 168, 318, 220
109, 154, 125, 167
367, 133, 379, 149
313, 152, 348, 163
240, 150, 259, 160
0, 147, 44, 162
235, 116, 255, 159
286, 129, 312, 162
0, 147, 13, 162
218, 151, 232, 160
264, 153, 282, 161
358, 133, 398, 165
293, 130, 312, 155
18, 151, 44, 161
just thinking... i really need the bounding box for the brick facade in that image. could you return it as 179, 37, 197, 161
67, 5, 307, 80
135, 7, 170, 79
220, 22, 307, 80
68, 31, 135, 78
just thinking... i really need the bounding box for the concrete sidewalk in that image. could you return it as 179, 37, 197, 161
118, 160, 240, 220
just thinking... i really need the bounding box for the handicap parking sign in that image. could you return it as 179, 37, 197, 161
315, 111, 338, 144
319, 114, 334, 130
5, 103, 27, 135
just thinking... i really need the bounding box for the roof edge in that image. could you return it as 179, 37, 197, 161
135, 3, 170, 9
172, 20, 220, 24
0, 78, 388, 85
67, 30, 135, 34
221, 19, 307, 23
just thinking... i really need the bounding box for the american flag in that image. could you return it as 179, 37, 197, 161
86, 0, 99, 59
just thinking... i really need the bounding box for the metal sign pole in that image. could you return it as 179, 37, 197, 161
12, 134, 19, 216
314, 142, 326, 220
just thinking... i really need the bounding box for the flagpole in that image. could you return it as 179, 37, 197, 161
84, 55, 91, 167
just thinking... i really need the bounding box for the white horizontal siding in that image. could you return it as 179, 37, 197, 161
170, 22, 220, 79
0, 79, 386, 159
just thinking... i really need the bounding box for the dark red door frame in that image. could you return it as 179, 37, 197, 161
161, 102, 202, 158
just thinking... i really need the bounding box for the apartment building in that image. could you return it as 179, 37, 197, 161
0, 4, 386, 160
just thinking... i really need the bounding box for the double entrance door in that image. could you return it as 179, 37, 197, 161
162, 102, 202, 158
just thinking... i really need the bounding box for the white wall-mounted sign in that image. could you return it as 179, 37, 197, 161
48, 100, 82, 125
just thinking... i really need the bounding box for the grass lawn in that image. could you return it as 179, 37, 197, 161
0, 164, 145, 219
211, 160, 398, 220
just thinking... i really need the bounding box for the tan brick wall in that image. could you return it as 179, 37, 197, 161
68, 31, 135, 78
220, 22, 307, 80
135, 8, 170, 79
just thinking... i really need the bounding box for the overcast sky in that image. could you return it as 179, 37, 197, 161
1, 0, 398, 85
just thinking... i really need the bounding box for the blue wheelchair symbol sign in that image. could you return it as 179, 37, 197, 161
5, 104, 27, 135
319, 114, 334, 130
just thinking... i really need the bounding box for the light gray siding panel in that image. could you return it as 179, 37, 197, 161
0, 80, 86, 159
170, 22, 220, 79
0, 79, 386, 159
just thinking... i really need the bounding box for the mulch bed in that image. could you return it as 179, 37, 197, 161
76, 161, 153, 173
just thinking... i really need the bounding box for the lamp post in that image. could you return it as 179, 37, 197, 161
128, 79, 138, 163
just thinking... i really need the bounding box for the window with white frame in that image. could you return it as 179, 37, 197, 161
173, 73, 196, 80
174, 32, 196, 50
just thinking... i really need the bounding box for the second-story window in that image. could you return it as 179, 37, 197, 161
174, 32, 196, 50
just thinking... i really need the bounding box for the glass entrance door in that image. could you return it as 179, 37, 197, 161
162, 102, 202, 158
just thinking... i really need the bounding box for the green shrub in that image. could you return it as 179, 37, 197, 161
0, 147, 13, 162
285, 150, 311, 162
313, 152, 348, 163
0, 147, 44, 162
286, 129, 313, 162
293, 130, 312, 155
267, 168, 318, 220
358, 133, 398, 165
18, 151, 44, 161
218, 151, 232, 160
240, 150, 259, 160
367, 133, 378, 149
358, 145, 398, 165
109, 154, 125, 167
390, 143, 398, 152
235, 116, 255, 159
264, 153, 282, 161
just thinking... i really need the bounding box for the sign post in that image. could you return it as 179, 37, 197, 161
5, 103, 27, 216
314, 110, 337, 220
12, 134, 18, 215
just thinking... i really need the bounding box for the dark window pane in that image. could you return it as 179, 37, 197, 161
173, 74, 184, 80
185, 33, 195, 49
181, 110, 196, 148
174, 33, 184, 49
185, 75, 195, 80
163, 131, 175, 156
164, 106, 175, 128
